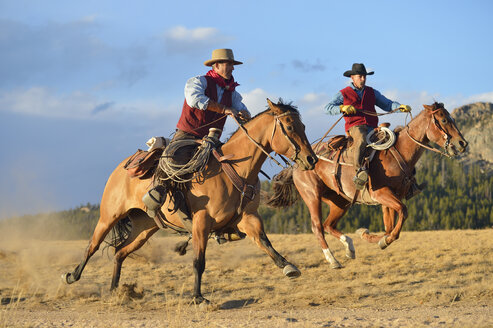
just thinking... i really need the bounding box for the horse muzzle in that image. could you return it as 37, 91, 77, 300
447, 138, 468, 156
296, 153, 318, 170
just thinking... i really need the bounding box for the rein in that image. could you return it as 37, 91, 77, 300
230, 112, 298, 169
312, 108, 400, 149
404, 109, 452, 158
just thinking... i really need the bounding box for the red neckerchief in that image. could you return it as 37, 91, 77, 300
206, 69, 239, 92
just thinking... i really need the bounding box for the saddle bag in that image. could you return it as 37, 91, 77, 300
124, 148, 163, 179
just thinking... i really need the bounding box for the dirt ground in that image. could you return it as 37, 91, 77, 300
1, 229, 492, 327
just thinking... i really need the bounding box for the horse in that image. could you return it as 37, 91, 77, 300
266, 103, 468, 268
62, 99, 317, 304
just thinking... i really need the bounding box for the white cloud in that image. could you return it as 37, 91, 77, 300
163, 26, 233, 54
241, 88, 276, 115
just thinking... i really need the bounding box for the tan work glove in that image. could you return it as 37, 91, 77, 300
398, 104, 412, 112
340, 105, 357, 115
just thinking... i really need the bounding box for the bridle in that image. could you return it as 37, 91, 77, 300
270, 111, 301, 163
405, 108, 453, 158
232, 110, 303, 168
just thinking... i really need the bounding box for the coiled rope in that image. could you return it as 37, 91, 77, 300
366, 126, 396, 150
158, 138, 215, 183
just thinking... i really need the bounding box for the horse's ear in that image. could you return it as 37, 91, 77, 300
423, 104, 432, 111
267, 98, 274, 108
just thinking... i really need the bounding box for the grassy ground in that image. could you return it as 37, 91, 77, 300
1, 229, 492, 327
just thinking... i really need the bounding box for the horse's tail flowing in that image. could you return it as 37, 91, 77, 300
264, 167, 299, 208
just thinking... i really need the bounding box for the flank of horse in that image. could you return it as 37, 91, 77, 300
266, 103, 468, 268
62, 99, 317, 304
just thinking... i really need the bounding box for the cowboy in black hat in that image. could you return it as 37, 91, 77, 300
325, 63, 413, 190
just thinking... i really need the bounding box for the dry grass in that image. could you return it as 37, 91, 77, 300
0, 229, 492, 327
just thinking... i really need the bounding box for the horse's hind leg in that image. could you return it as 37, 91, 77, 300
293, 169, 342, 268
321, 193, 354, 260
63, 213, 120, 285
238, 213, 300, 278
111, 211, 159, 290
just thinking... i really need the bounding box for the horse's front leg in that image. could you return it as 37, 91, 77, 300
357, 205, 395, 244
191, 211, 213, 304
237, 212, 300, 278
370, 187, 407, 249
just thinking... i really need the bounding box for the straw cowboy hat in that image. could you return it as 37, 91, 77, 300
204, 48, 243, 66
343, 63, 374, 77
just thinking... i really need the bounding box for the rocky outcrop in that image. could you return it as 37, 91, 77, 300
451, 102, 493, 173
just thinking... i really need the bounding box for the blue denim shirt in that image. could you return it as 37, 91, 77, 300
324, 83, 400, 115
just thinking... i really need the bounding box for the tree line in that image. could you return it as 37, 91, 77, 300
2, 152, 491, 240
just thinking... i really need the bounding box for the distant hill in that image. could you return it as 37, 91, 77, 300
451, 102, 493, 174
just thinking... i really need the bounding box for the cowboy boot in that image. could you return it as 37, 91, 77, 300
142, 185, 167, 218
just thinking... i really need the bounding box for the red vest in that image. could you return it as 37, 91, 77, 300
340, 86, 378, 132
176, 76, 232, 138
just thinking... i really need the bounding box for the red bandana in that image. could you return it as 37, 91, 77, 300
206, 69, 239, 92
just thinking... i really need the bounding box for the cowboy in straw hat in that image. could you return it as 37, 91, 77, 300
325, 63, 418, 193
143, 49, 251, 220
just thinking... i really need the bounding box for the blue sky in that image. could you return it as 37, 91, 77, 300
1, 0, 492, 218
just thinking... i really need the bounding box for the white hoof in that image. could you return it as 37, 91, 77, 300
356, 228, 369, 239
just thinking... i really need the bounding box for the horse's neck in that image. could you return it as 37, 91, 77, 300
393, 112, 429, 168
221, 114, 273, 182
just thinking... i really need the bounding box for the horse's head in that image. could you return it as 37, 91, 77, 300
423, 102, 468, 156
266, 98, 317, 170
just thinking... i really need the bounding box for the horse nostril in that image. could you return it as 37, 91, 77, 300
459, 140, 468, 149
307, 155, 317, 166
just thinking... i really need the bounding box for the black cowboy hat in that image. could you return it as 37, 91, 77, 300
343, 63, 374, 77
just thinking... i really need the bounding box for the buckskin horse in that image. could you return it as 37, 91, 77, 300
62, 99, 317, 304
266, 103, 468, 268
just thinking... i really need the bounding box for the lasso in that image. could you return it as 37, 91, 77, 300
158, 138, 215, 183
366, 126, 396, 150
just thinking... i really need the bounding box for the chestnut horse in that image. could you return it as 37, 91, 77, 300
266, 103, 468, 268
62, 99, 317, 304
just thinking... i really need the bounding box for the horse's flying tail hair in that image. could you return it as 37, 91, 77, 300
264, 167, 299, 208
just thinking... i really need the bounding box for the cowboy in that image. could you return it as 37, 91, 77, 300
143, 48, 251, 220
325, 63, 411, 190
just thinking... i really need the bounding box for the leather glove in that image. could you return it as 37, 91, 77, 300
340, 105, 357, 115
398, 105, 412, 112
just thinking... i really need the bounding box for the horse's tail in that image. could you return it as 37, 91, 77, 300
104, 217, 132, 250
264, 167, 299, 208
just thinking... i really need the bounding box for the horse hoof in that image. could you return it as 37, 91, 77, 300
192, 296, 210, 306
346, 250, 356, 259
283, 264, 301, 278
356, 228, 369, 239
330, 261, 343, 269
378, 236, 389, 249
61, 272, 73, 284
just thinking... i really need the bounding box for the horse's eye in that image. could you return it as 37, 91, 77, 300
286, 125, 294, 132
441, 118, 448, 124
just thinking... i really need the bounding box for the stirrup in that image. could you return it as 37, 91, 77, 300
353, 170, 368, 190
